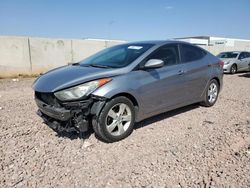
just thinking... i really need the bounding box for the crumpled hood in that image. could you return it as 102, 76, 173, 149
33, 64, 122, 92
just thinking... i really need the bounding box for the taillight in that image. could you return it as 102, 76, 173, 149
218, 60, 224, 67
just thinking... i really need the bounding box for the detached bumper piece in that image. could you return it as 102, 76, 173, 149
37, 110, 78, 132
35, 92, 105, 133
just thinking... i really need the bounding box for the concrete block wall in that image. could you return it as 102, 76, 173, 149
0, 36, 31, 77
199, 41, 250, 55
71, 39, 107, 63
0, 36, 125, 77
1, 36, 250, 77
29, 38, 72, 74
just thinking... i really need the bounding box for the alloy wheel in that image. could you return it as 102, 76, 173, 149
231, 65, 236, 74
208, 83, 218, 104
106, 103, 132, 136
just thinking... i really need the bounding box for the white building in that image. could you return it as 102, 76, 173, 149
175, 36, 250, 55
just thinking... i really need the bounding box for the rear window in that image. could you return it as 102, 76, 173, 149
180, 44, 206, 63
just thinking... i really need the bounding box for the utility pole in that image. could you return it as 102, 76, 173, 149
106, 21, 115, 48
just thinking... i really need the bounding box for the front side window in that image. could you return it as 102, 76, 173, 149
180, 44, 206, 63
80, 43, 154, 68
217, 52, 239, 59
147, 44, 180, 66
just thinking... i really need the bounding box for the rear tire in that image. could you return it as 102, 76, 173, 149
92, 96, 135, 143
200, 79, 219, 107
230, 64, 237, 74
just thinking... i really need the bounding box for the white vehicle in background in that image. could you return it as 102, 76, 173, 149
217, 51, 250, 74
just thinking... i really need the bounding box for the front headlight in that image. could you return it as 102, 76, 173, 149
224, 61, 231, 65
54, 78, 111, 101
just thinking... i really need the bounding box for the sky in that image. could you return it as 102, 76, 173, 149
0, 0, 250, 41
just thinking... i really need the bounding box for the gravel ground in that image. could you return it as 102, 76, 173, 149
0, 73, 250, 188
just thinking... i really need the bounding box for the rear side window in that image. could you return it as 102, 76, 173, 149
239, 52, 250, 59
180, 44, 206, 63
148, 44, 180, 66
239, 52, 247, 59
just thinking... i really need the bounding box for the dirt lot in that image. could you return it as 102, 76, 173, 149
0, 73, 250, 188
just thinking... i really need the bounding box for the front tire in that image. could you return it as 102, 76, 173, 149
230, 64, 237, 74
93, 96, 135, 142
201, 79, 219, 107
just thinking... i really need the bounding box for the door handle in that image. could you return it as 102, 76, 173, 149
178, 70, 185, 75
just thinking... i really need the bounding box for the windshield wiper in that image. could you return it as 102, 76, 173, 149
71, 62, 80, 66
89, 64, 113, 68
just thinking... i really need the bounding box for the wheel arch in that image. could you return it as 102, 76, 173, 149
231, 63, 238, 71
201, 76, 221, 99
211, 77, 220, 89
90, 92, 139, 123
109, 92, 140, 121
232, 63, 238, 68
110, 92, 139, 108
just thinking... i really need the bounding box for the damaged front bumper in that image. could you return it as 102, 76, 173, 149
36, 98, 72, 121
35, 92, 106, 133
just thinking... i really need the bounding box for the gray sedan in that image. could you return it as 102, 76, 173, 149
217, 51, 250, 74
33, 41, 223, 142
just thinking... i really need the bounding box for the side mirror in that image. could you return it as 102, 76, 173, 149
144, 59, 164, 69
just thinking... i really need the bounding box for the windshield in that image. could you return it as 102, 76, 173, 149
217, 52, 239, 59
79, 43, 154, 68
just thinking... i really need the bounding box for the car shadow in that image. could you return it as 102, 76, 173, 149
224, 70, 250, 75
134, 103, 200, 129
53, 103, 200, 141
238, 72, 250, 78
55, 127, 93, 140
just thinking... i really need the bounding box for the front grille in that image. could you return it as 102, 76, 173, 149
35, 92, 61, 107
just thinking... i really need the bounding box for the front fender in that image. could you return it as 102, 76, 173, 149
92, 76, 143, 121
92, 75, 142, 103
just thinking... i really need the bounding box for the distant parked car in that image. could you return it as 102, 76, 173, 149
217, 51, 250, 74
33, 41, 223, 142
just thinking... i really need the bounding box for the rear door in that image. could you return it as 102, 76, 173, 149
238, 52, 250, 71
247, 52, 250, 71
179, 44, 210, 101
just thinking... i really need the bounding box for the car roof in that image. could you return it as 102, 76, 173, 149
126, 40, 191, 46
220, 51, 249, 53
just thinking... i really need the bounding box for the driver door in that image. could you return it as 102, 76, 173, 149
135, 44, 188, 115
